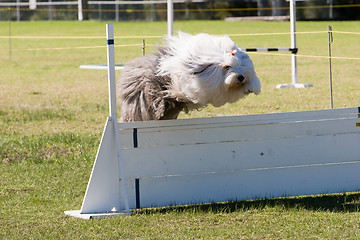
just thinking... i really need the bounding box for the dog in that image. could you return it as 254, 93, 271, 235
117, 32, 261, 122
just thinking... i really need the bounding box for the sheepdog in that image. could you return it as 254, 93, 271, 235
117, 32, 261, 122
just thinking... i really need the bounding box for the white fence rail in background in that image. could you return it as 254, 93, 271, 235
0, 1, 79, 21
0, 0, 208, 21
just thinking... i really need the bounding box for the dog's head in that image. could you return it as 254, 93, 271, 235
218, 48, 261, 105
158, 32, 261, 108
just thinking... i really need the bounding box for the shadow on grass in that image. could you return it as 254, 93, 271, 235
134, 192, 360, 215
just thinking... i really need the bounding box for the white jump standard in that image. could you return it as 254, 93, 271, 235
276, 0, 313, 89
65, 24, 360, 219
65, 24, 130, 219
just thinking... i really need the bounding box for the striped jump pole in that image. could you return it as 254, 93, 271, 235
104, 23, 130, 214
241, 48, 298, 54
241, 47, 312, 88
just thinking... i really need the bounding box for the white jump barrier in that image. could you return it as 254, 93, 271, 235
65, 24, 360, 219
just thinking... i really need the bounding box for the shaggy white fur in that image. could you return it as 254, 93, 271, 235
118, 32, 261, 122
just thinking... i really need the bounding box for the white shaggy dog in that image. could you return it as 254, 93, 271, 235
118, 32, 261, 122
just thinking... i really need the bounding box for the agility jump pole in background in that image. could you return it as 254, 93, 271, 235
275, 0, 312, 89
242, 0, 313, 89
240, 48, 298, 54
65, 24, 360, 219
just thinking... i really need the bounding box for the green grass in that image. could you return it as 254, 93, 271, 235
1, 20, 360, 239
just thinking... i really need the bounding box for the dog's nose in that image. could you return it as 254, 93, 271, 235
237, 75, 245, 83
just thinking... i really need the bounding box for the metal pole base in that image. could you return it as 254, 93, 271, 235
276, 83, 313, 89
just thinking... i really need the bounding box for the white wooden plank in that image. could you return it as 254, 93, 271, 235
121, 132, 360, 178
117, 107, 358, 130
119, 117, 358, 149
125, 162, 360, 209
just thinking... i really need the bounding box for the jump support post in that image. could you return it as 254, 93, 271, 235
65, 24, 360, 219
275, 0, 313, 89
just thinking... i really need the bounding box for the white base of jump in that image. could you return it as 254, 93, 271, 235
64, 210, 130, 219
276, 83, 314, 89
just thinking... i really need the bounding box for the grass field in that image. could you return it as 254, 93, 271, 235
1, 20, 360, 239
